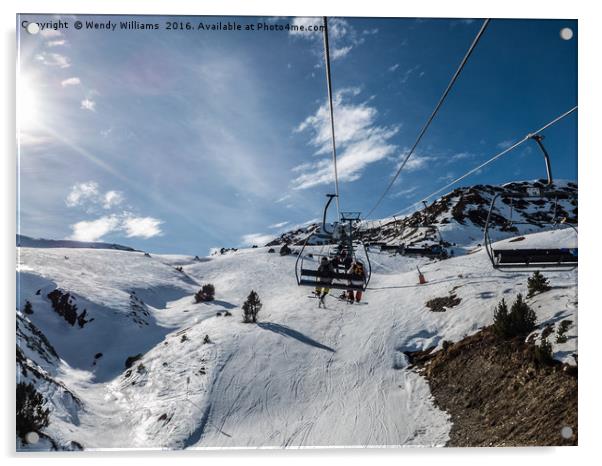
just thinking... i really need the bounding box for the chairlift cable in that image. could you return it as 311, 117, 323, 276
365, 18, 491, 219
384, 105, 578, 220
323, 16, 341, 220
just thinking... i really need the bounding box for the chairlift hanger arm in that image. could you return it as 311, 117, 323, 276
322, 194, 338, 234
529, 134, 553, 187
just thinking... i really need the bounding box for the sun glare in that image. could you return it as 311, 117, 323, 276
17, 74, 41, 132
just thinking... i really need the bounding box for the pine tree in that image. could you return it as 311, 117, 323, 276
16, 382, 50, 441
195, 284, 215, 303
492, 298, 511, 338
508, 293, 537, 337
23, 300, 33, 315
556, 320, 573, 343
527, 270, 551, 297
533, 337, 554, 365
492, 294, 537, 339
242, 290, 262, 323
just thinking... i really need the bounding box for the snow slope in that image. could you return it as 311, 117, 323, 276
16, 230, 577, 450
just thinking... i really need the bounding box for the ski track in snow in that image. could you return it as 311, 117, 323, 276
16, 232, 577, 449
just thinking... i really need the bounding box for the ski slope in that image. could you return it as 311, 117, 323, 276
16, 231, 577, 450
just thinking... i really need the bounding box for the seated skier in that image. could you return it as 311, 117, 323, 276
314, 256, 334, 308
335, 250, 354, 300
346, 260, 366, 303
339, 249, 353, 270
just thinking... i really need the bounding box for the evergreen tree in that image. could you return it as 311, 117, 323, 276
47, 290, 78, 326
195, 284, 215, 303
492, 294, 537, 339
23, 300, 33, 315
242, 290, 262, 323
508, 293, 537, 337
533, 337, 554, 365
527, 271, 551, 297
16, 382, 49, 441
556, 320, 573, 343
492, 298, 510, 338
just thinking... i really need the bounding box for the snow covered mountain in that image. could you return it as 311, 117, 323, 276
16, 182, 578, 450
267, 181, 578, 250
17, 235, 138, 252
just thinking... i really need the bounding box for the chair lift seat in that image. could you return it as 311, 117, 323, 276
299, 268, 365, 290
299, 268, 357, 281
298, 279, 364, 290
403, 247, 434, 255
493, 248, 578, 265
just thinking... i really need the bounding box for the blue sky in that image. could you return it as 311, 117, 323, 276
17, 15, 577, 255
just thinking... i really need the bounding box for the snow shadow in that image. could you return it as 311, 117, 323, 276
257, 323, 335, 353
177, 274, 201, 287
539, 309, 574, 327
398, 329, 441, 352
203, 299, 236, 310
130, 285, 193, 309
554, 350, 577, 363
182, 401, 212, 448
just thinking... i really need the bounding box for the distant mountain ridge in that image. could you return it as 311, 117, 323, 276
17, 235, 138, 252
267, 180, 578, 249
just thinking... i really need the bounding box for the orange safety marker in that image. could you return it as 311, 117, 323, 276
417, 266, 427, 284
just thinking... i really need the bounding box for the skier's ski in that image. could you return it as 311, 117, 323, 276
308, 294, 329, 309
330, 293, 368, 305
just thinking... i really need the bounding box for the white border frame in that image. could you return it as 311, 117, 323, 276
3, 1, 600, 464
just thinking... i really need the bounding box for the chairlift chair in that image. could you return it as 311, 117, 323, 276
483, 134, 578, 271
295, 195, 372, 291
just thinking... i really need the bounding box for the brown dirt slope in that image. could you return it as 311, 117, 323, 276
408, 328, 577, 446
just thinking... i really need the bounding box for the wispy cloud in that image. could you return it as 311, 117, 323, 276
449, 151, 475, 161
65, 181, 162, 242
331, 46, 352, 60
289, 17, 323, 36
392, 186, 418, 198
394, 149, 438, 173
69, 214, 163, 241
47, 39, 66, 47
39, 29, 63, 38
66, 181, 100, 207
40, 29, 63, 39
497, 139, 514, 149
276, 193, 292, 203
66, 181, 124, 211
451, 19, 477, 27
389, 63, 400, 72
61, 77, 81, 87
289, 17, 365, 62
269, 221, 289, 229
122, 216, 163, 239
292, 88, 399, 189
241, 232, 274, 247
103, 190, 124, 209
438, 172, 456, 182
400, 65, 421, 84
35, 52, 70, 68
80, 98, 96, 111
69, 215, 120, 242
